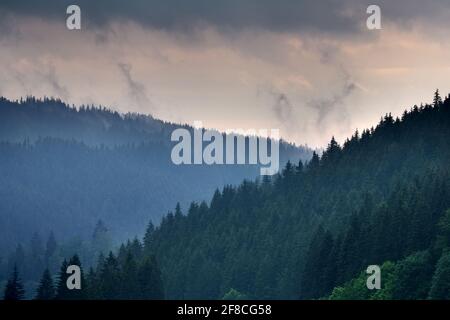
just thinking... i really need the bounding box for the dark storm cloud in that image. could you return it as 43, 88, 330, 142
0, 10, 21, 41
0, 0, 355, 33
1, 1, 449, 36
0, 0, 433, 35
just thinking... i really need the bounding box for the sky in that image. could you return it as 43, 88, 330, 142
1, 0, 450, 147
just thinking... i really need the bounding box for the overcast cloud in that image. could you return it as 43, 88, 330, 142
1, 1, 450, 147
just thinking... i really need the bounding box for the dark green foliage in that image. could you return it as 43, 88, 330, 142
3, 266, 25, 300
428, 251, 450, 299
144, 93, 450, 299
120, 253, 139, 299
329, 261, 396, 300
330, 249, 446, 300
392, 251, 434, 299
330, 204, 450, 300
35, 269, 55, 300
98, 252, 121, 299
301, 227, 336, 299
143, 221, 155, 254
55, 259, 70, 299
138, 256, 165, 300
84, 267, 100, 300
67, 255, 86, 300
222, 288, 248, 300
82, 239, 164, 300
435, 210, 450, 252
55, 255, 86, 299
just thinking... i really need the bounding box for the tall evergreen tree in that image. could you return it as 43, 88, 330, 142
35, 269, 55, 300
433, 89, 443, 106
428, 251, 450, 299
143, 221, 155, 254
84, 267, 99, 300
301, 227, 336, 299
66, 255, 86, 299
3, 265, 25, 300
138, 256, 164, 300
99, 252, 121, 299
55, 259, 69, 299
120, 253, 139, 299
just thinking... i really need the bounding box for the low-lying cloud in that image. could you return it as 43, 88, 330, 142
118, 62, 153, 112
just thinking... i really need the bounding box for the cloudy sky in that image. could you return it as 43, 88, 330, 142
1, 0, 450, 147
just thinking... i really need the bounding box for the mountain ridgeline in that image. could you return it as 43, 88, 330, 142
0, 96, 312, 255
138, 92, 450, 299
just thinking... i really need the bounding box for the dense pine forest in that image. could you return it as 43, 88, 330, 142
2, 91, 450, 300
145, 90, 450, 299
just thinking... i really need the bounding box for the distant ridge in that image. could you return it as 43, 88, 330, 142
0, 96, 313, 254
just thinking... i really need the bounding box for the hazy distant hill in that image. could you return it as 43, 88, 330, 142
0, 96, 313, 253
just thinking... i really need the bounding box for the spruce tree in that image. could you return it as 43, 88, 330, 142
143, 221, 155, 254
120, 253, 139, 299
67, 255, 86, 299
3, 265, 25, 300
55, 259, 69, 299
35, 269, 55, 300
130, 238, 143, 259
99, 252, 120, 299
85, 267, 99, 300
138, 256, 164, 300
433, 89, 442, 106
428, 251, 450, 299
175, 202, 183, 218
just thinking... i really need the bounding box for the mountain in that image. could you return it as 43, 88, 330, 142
4, 92, 450, 300
0, 96, 313, 254
133, 91, 450, 299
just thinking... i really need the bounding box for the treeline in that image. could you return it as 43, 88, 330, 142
0, 96, 177, 146
3, 227, 164, 300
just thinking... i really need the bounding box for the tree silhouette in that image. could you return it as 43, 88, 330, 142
55, 259, 69, 299
434, 89, 442, 106
3, 265, 25, 300
35, 269, 55, 300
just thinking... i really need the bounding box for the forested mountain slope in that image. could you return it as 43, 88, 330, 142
0, 97, 312, 254
142, 92, 450, 299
